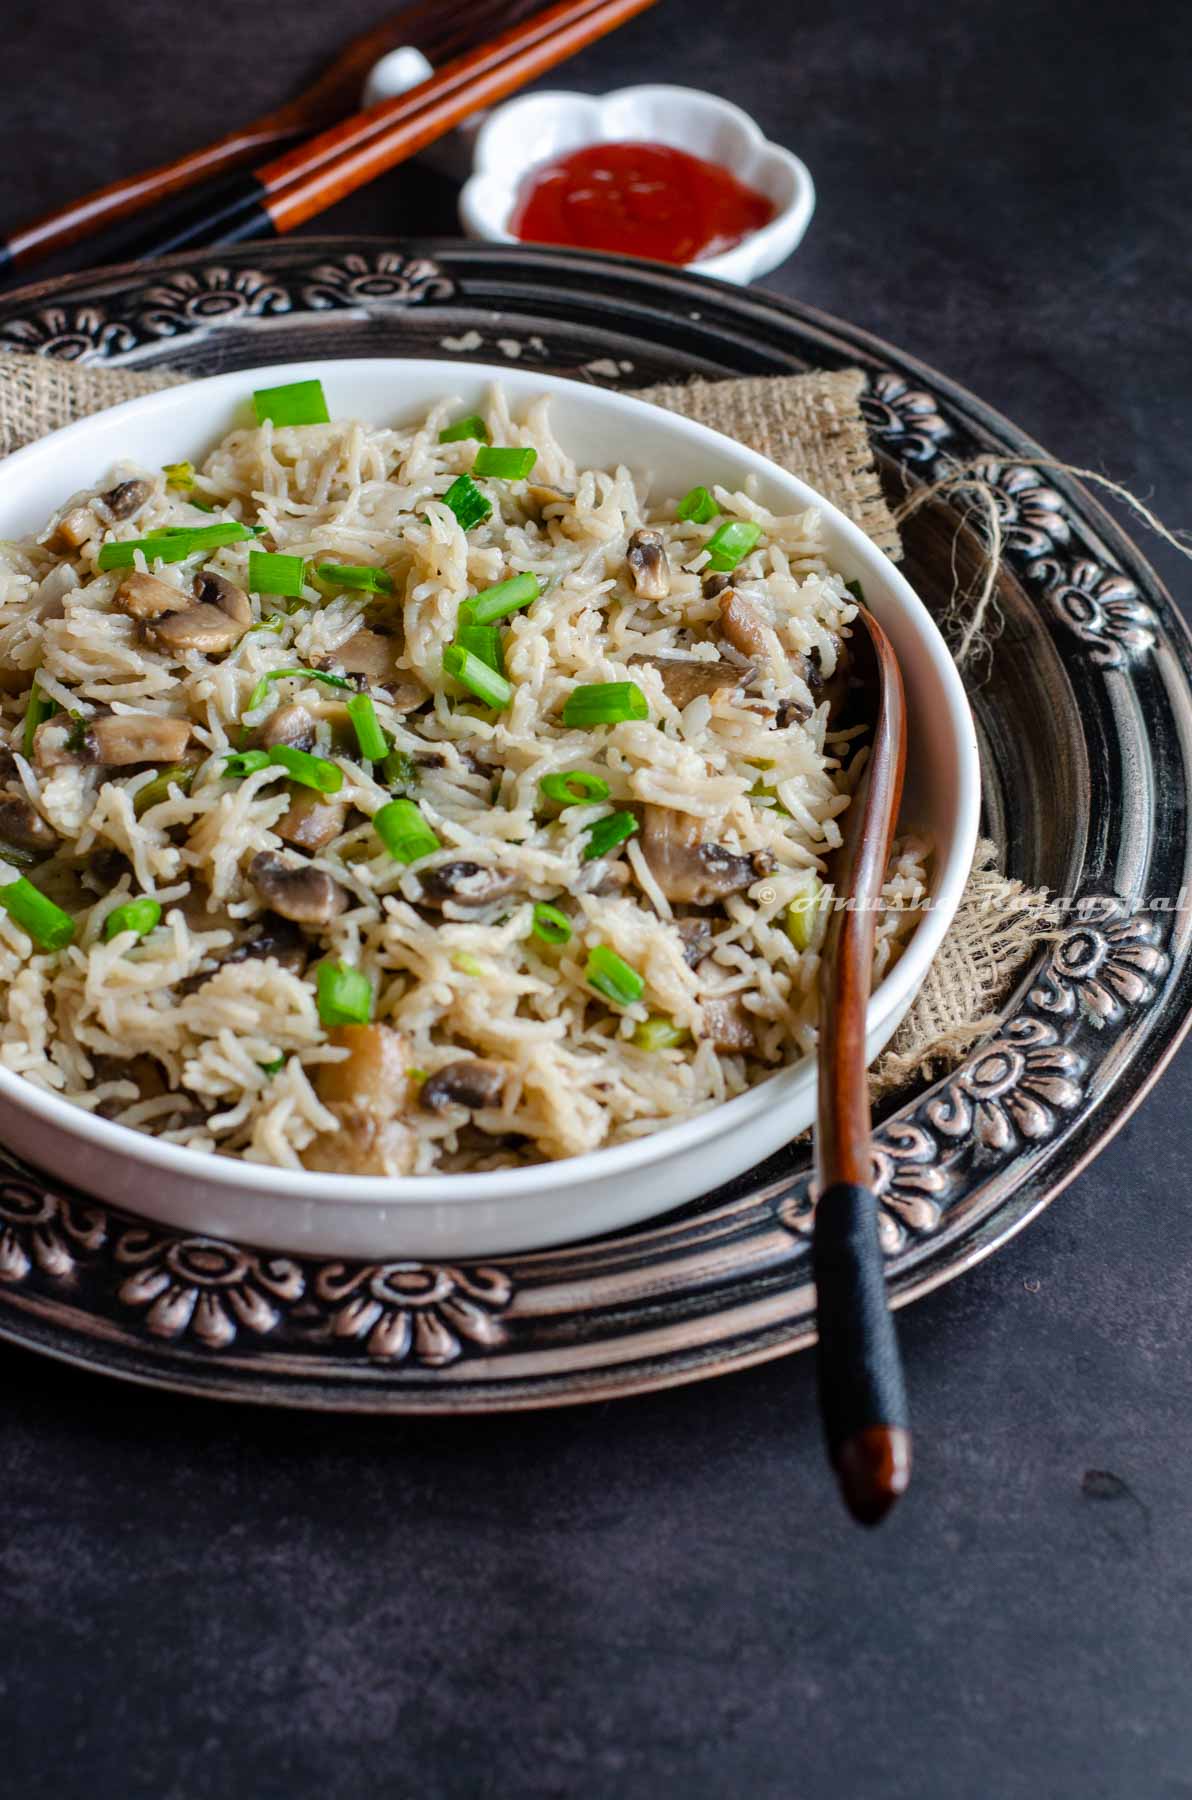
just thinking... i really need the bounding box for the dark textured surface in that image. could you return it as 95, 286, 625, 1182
2, 3, 1191, 1795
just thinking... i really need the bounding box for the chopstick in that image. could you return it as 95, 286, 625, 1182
116, 0, 660, 261
813, 606, 911, 1526
0, 0, 547, 277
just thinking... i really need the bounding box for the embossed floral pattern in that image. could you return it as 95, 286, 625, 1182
861, 370, 951, 461
302, 251, 455, 311
0, 304, 136, 360
315, 1261, 512, 1365
1030, 556, 1157, 667
0, 1180, 105, 1284
926, 1017, 1084, 1151
139, 266, 290, 337
970, 459, 1070, 558
114, 1232, 303, 1348
871, 1119, 952, 1252
1031, 903, 1168, 1025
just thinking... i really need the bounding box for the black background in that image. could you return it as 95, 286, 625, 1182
2, 3, 1191, 1795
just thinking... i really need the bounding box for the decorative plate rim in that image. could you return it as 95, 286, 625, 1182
0, 237, 1187, 1412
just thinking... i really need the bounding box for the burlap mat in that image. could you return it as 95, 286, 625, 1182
0, 349, 1053, 1093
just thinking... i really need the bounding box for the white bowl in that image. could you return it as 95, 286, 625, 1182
459, 85, 816, 284
0, 360, 978, 1257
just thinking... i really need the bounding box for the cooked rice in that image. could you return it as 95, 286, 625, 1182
0, 387, 928, 1174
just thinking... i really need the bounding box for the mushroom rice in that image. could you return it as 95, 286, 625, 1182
0, 380, 928, 1175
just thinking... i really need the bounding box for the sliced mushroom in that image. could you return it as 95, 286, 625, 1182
0, 796, 55, 853
700, 995, 757, 1054
639, 806, 773, 906
48, 506, 97, 553
115, 571, 190, 620
318, 629, 394, 684
89, 713, 192, 767
101, 478, 153, 520
421, 1058, 510, 1113
31, 718, 81, 771
627, 528, 671, 600
585, 860, 630, 897
776, 696, 814, 728
526, 480, 575, 513
319, 631, 427, 711
146, 572, 251, 655
636, 656, 754, 709
225, 911, 308, 976
260, 704, 316, 752
417, 861, 518, 912
674, 913, 714, 968
276, 787, 347, 853
307, 1023, 416, 1175
718, 590, 771, 660
316, 1023, 410, 1112
248, 851, 349, 925
702, 570, 734, 599
808, 642, 852, 717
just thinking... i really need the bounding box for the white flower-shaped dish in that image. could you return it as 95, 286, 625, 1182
459, 84, 816, 284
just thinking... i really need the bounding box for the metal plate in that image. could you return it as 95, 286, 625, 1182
0, 238, 1187, 1411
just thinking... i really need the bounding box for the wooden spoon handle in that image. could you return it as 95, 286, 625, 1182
813, 1180, 911, 1526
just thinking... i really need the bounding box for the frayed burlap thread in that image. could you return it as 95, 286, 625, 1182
0, 348, 1055, 1090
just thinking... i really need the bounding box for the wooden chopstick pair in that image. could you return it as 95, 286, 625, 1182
0, 0, 658, 275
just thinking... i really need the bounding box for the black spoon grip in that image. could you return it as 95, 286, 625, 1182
813, 1180, 911, 1524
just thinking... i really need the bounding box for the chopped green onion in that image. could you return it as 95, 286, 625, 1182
531, 902, 571, 946
316, 960, 372, 1027
583, 811, 639, 861
246, 614, 286, 636
439, 414, 489, 445
539, 770, 611, 806
133, 764, 194, 816
380, 749, 417, 794
585, 945, 644, 1007
223, 749, 271, 779
455, 624, 504, 675
442, 644, 512, 709
786, 879, 827, 952
96, 520, 259, 571
562, 681, 649, 729
676, 485, 718, 524
246, 667, 353, 713
253, 379, 330, 428
267, 746, 343, 794
313, 562, 393, 595
473, 445, 538, 480
844, 578, 865, 603
632, 1016, 689, 1051
442, 474, 492, 530
162, 461, 194, 490
705, 520, 763, 571
22, 680, 54, 760
373, 797, 439, 863
346, 693, 388, 762
249, 550, 306, 599
460, 571, 541, 626
0, 876, 74, 951
65, 711, 89, 754
103, 897, 162, 942
452, 952, 485, 977
259, 1055, 286, 1076
0, 842, 39, 870
748, 778, 789, 817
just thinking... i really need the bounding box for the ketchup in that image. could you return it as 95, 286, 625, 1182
508, 140, 776, 265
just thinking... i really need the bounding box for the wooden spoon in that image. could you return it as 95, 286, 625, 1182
814, 604, 911, 1525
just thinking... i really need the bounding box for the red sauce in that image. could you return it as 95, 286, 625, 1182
508, 140, 776, 265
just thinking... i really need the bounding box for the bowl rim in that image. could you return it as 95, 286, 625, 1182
0, 356, 980, 1208
460, 82, 816, 279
